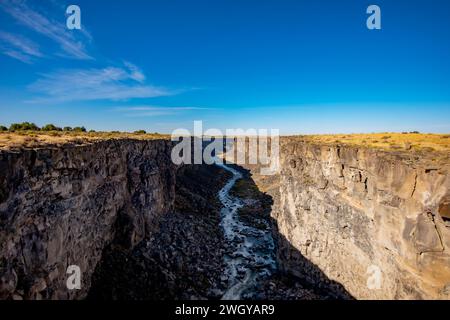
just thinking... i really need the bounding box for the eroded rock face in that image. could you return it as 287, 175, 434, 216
88, 164, 231, 300
1, 137, 449, 300
271, 139, 450, 299
0, 140, 175, 300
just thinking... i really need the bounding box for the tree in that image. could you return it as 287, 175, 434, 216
42, 124, 62, 131
0, 125, 8, 131
63, 126, 73, 132
134, 130, 146, 134
9, 122, 40, 131
73, 126, 87, 132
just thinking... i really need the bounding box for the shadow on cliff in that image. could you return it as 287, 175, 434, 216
87, 164, 232, 300
87, 161, 353, 300
228, 163, 354, 300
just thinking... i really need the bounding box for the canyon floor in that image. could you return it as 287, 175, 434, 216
87, 162, 351, 300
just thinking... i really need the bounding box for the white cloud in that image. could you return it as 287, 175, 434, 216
0, 1, 190, 104
0, 30, 43, 63
1, 49, 31, 63
0, 0, 92, 60
27, 63, 175, 103
123, 61, 146, 83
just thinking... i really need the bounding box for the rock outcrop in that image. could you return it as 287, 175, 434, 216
264, 138, 450, 299
0, 140, 175, 300
88, 164, 231, 300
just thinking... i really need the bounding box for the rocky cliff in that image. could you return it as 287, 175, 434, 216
0, 139, 176, 299
266, 138, 450, 299
88, 163, 231, 300
1, 137, 449, 300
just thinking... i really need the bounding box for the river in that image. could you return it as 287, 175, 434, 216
215, 161, 277, 300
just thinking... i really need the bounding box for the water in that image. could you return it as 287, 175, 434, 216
215, 161, 277, 300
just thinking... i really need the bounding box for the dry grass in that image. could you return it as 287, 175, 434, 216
1, 131, 450, 154
0, 131, 170, 150
295, 133, 450, 152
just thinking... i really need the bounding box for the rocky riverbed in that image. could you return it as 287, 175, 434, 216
88, 163, 231, 299
87, 160, 340, 300
216, 162, 276, 299
217, 162, 349, 300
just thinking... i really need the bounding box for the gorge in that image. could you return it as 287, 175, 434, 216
0, 137, 449, 300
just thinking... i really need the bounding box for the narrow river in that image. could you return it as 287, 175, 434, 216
215, 161, 277, 300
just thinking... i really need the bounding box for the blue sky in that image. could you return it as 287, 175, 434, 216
0, 0, 449, 134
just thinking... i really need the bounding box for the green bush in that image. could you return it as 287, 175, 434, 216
9, 122, 40, 131
41, 124, 62, 131
0, 125, 8, 131
63, 126, 73, 132
134, 130, 146, 134
72, 126, 87, 132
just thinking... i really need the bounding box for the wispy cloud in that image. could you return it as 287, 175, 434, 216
115, 105, 212, 117
27, 63, 176, 103
123, 61, 146, 83
0, 1, 192, 105
0, 0, 92, 60
0, 30, 43, 63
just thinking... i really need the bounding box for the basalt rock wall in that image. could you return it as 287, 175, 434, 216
0, 140, 176, 300
268, 138, 450, 299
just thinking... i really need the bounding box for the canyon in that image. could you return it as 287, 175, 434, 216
0, 137, 449, 300
246, 137, 450, 299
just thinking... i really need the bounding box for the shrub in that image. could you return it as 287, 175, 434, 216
410, 131, 420, 134
89, 130, 96, 133
134, 130, 146, 134
72, 126, 87, 132
41, 124, 62, 131
9, 122, 40, 131
63, 126, 73, 132
0, 125, 8, 131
